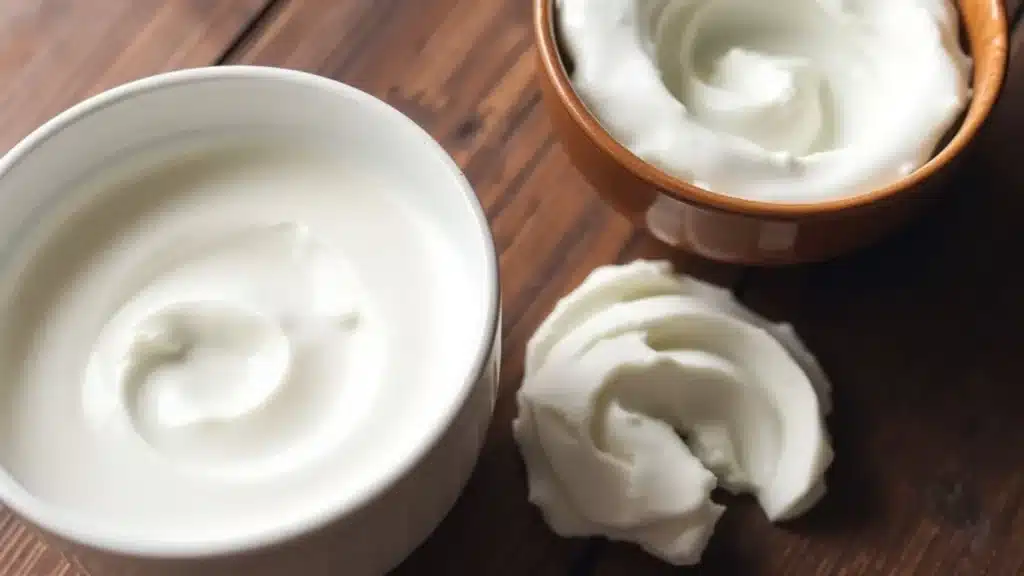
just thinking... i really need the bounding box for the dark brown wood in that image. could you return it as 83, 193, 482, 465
0, 0, 272, 151
0, 1, 273, 574
595, 24, 1024, 576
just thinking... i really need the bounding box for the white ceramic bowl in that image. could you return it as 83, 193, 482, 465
0, 66, 501, 575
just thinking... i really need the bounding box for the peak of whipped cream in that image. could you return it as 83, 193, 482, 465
513, 260, 833, 565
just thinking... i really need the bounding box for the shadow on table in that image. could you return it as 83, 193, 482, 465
734, 73, 1024, 570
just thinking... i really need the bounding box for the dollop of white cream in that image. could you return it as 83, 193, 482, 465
83, 223, 365, 475
513, 260, 832, 565
0, 137, 486, 542
557, 0, 972, 202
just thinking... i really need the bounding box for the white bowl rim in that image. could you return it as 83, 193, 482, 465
0, 65, 501, 559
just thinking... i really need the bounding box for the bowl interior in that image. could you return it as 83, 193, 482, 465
0, 67, 498, 556
536, 0, 1008, 217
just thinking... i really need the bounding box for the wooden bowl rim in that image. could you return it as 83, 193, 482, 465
533, 0, 1009, 218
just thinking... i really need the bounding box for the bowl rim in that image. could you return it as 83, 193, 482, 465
533, 0, 1009, 219
0, 65, 502, 559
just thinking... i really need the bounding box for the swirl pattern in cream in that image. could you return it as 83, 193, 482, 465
83, 222, 374, 478
513, 260, 832, 565
557, 0, 971, 202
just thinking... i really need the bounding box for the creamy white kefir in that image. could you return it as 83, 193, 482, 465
557, 0, 972, 202
0, 133, 486, 545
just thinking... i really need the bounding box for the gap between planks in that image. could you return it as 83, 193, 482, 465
215, 0, 290, 65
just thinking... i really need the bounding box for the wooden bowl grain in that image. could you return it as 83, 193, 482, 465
533, 0, 1008, 265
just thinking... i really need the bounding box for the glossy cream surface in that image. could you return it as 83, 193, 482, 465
557, 0, 972, 202
0, 134, 485, 544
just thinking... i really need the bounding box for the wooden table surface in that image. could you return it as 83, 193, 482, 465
0, 1, 1022, 574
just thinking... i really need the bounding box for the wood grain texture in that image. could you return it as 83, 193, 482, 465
595, 24, 1024, 576
0, 1, 272, 575
230, 1, 739, 574
0, 0, 270, 151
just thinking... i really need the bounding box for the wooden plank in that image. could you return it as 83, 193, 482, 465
232, 1, 740, 574
595, 21, 1024, 576
0, 0, 271, 152
0, 1, 274, 574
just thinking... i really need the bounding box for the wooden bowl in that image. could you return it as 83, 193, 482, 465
533, 0, 1008, 265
